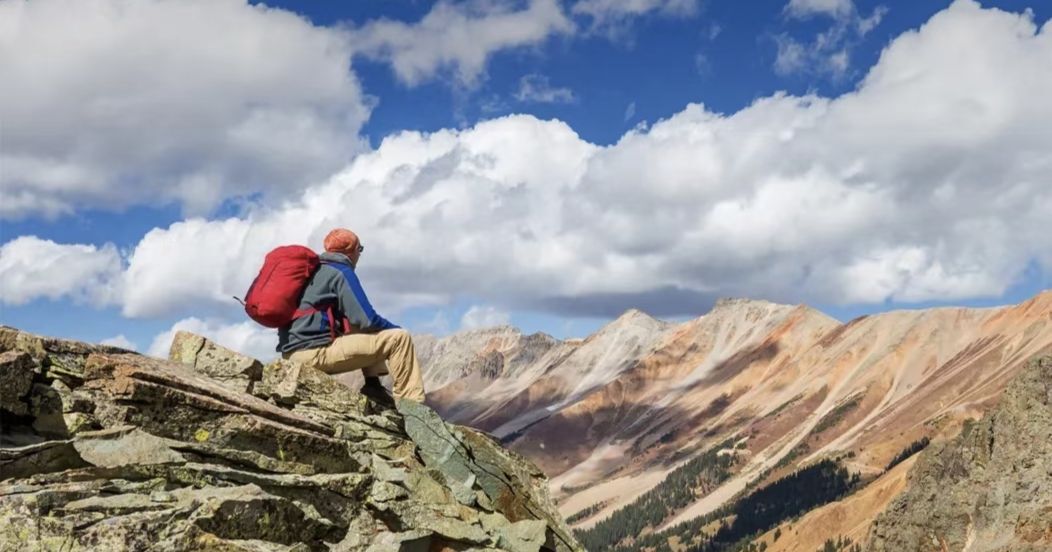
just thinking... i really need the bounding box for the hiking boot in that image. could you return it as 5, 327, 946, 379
360, 378, 395, 408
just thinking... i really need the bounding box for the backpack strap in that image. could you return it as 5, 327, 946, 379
292, 261, 355, 342
319, 260, 354, 339
288, 305, 335, 339
292, 306, 319, 319
293, 303, 345, 343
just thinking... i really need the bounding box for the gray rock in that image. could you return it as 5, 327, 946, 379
0, 439, 89, 480
867, 355, 1052, 552
30, 381, 69, 437
72, 426, 186, 467
364, 529, 432, 552
150, 490, 176, 503
404, 470, 454, 506
0, 350, 36, 415
169, 330, 263, 394
397, 399, 481, 506
369, 481, 410, 504
372, 454, 409, 483
500, 519, 549, 552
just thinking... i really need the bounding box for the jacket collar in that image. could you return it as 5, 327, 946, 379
320, 251, 355, 268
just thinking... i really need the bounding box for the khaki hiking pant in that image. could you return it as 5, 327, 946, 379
284, 329, 425, 402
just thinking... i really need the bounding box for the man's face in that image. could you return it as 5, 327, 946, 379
347, 240, 363, 267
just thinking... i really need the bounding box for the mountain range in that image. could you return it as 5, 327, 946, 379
411, 291, 1052, 551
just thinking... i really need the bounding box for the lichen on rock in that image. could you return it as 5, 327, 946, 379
0, 326, 584, 552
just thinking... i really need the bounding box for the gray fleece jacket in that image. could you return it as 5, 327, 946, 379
276, 252, 398, 353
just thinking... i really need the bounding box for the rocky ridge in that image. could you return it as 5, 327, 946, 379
425, 307, 673, 445
415, 327, 565, 398
0, 326, 583, 552
865, 355, 1052, 551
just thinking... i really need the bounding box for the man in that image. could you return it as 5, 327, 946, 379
278, 228, 426, 404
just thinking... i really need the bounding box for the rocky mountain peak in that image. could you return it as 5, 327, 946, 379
618, 307, 652, 319
458, 324, 524, 338
713, 296, 765, 308
691, 296, 814, 334
0, 326, 584, 551
596, 307, 668, 336
419, 325, 564, 391
710, 296, 787, 315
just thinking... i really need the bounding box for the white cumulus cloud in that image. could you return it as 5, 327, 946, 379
119, 114, 596, 319
460, 305, 513, 330
0, 0, 369, 219
8, 0, 1052, 321
100, 334, 138, 351
0, 236, 123, 307
350, 0, 573, 86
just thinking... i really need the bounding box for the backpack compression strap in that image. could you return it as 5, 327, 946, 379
292, 304, 351, 342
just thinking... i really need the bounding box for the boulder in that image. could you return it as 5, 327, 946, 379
168, 331, 263, 394
0, 327, 584, 552
0, 350, 36, 415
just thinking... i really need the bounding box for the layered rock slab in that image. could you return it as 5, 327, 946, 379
0, 327, 583, 552
168, 331, 263, 394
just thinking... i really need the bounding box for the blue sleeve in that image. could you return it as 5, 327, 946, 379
331, 264, 399, 331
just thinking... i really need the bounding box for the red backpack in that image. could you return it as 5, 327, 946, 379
242, 245, 320, 328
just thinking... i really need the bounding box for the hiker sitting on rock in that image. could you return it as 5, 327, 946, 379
278, 228, 426, 405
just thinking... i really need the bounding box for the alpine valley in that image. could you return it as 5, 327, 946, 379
413, 291, 1052, 551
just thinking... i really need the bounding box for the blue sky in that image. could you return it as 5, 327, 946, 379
1, 0, 1050, 359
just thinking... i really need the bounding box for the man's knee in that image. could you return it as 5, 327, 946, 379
383, 328, 411, 344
